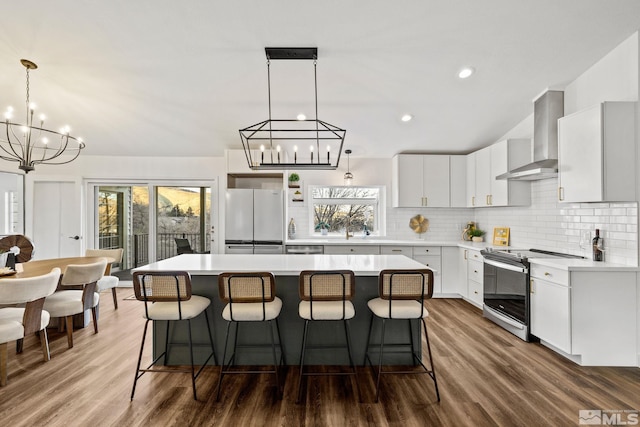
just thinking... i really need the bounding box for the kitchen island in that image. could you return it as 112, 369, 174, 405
133, 254, 431, 365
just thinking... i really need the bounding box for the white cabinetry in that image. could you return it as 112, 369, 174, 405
462, 248, 483, 308
529, 262, 637, 366
557, 102, 636, 203
412, 246, 441, 294
466, 152, 476, 207
474, 139, 531, 207
530, 265, 571, 353
440, 246, 462, 295
323, 245, 380, 255
449, 155, 467, 208
392, 154, 450, 207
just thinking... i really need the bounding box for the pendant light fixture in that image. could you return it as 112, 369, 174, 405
0, 59, 85, 173
239, 47, 346, 170
343, 149, 353, 185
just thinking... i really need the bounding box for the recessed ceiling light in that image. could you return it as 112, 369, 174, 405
458, 67, 475, 79
401, 114, 413, 122
296, 113, 306, 121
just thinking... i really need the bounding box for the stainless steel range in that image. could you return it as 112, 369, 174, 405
480, 248, 583, 341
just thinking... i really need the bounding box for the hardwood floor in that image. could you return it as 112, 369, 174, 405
0, 288, 638, 426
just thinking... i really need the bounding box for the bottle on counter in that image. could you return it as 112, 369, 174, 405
288, 218, 296, 239
592, 228, 603, 261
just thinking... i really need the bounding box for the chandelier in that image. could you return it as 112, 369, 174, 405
239, 47, 346, 170
0, 59, 85, 173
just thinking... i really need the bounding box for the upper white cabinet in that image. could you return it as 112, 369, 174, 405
465, 152, 476, 207
557, 102, 636, 203
449, 155, 467, 208
474, 139, 531, 207
392, 154, 451, 207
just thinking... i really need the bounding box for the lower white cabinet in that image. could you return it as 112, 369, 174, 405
529, 262, 637, 366
323, 245, 380, 255
462, 248, 483, 308
530, 276, 571, 354
412, 246, 442, 294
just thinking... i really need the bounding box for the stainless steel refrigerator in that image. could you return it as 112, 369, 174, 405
224, 189, 284, 254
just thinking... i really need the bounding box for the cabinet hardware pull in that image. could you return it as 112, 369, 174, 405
558, 187, 564, 201
486, 195, 490, 205
530, 279, 534, 294
471, 196, 475, 206
392, 249, 402, 252
544, 272, 550, 276
464, 250, 468, 260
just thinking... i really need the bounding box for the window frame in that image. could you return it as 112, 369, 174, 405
308, 185, 385, 237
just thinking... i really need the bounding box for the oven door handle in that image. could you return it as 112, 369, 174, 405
484, 259, 528, 274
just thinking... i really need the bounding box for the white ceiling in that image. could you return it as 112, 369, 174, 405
2, 1, 640, 162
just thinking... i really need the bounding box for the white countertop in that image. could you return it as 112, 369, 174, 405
286, 238, 496, 250
133, 254, 430, 276
528, 257, 640, 272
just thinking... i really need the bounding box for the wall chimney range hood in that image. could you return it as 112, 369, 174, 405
497, 90, 564, 181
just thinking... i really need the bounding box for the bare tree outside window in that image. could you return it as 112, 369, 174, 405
311, 187, 379, 235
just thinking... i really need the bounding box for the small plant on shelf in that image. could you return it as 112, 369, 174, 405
288, 173, 300, 187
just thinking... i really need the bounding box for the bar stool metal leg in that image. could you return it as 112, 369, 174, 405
374, 318, 387, 402
216, 321, 233, 401
343, 319, 361, 402
422, 318, 440, 402
296, 319, 310, 404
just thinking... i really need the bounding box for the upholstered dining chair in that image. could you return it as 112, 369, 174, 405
363, 268, 440, 402
216, 272, 286, 401
43, 259, 107, 349
297, 269, 360, 403
0, 268, 61, 386
85, 248, 124, 309
131, 270, 216, 401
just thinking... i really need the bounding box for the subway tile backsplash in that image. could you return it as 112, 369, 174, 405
288, 178, 638, 265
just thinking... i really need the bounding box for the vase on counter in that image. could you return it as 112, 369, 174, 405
288, 218, 296, 239
472, 236, 483, 242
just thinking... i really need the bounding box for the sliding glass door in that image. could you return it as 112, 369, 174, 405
88, 180, 216, 272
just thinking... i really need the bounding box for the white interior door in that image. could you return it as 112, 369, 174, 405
32, 181, 82, 259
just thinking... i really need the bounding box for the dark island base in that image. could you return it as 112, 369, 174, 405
152, 275, 423, 366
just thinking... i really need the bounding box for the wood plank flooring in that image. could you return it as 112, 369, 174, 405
0, 289, 638, 426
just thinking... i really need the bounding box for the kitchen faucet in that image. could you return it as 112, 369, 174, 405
345, 217, 353, 240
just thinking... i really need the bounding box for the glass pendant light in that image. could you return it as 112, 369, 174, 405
343, 149, 353, 185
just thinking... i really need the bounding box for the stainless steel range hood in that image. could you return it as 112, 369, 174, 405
496, 90, 564, 180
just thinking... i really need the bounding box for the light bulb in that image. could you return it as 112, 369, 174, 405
42, 137, 49, 145
297, 113, 306, 121
458, 67, 475, 79
29, 102, 37, 111
39, 114, 46, 121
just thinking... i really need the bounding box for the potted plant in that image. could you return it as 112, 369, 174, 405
469, 228, 486, 242
315, 222, 330, 235
288, 173, 300, 188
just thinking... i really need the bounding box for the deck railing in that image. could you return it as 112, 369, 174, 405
99, 232, 210, 268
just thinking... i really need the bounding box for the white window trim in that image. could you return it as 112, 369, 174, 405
307, 185, 386, 237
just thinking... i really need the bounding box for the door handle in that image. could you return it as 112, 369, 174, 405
69, 235, 80, 240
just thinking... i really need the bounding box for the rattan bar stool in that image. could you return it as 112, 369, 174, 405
364, 268, 440, 402
216, 272, 286, 401
130, 271, 217, 401
297, 270, 361, 403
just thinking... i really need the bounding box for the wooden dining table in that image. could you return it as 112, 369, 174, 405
7, 256, 115, 328
12, 256, 114, 279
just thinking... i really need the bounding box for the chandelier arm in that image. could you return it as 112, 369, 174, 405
2, 123, 27, 160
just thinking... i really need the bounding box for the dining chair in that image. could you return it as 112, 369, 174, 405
0, 268, 61, 386
363, 268, 440, 402
131, 270, 216, 401
85, 248, 124, 309
216, 272, 285, 401
296, 269, 360, 403
43, 259, 107, 349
